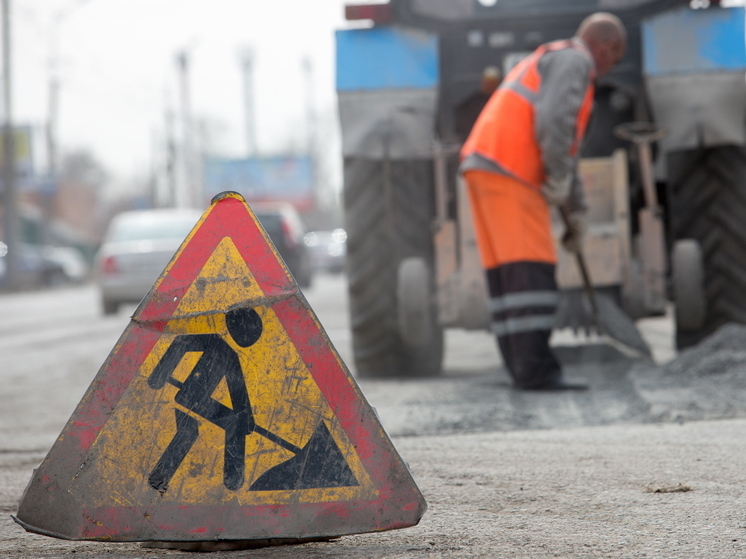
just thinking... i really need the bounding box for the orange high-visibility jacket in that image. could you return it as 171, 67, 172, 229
461, 39, 596, 190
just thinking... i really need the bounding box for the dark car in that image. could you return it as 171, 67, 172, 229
0, 241, 69, 289
252, 203, 313, 288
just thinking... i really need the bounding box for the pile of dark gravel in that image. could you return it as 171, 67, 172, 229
659, 323, 746, 384
630, 323, 746, 422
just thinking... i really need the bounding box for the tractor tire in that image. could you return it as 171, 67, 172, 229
397, 257, 436, 348
343, 157, 444, 378
671, 239, 705, 332
667, 145, 746, 350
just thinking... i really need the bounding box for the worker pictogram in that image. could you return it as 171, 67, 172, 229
13, 191, 426, 543
147, 306, 264, 493
146, 305, 357, 495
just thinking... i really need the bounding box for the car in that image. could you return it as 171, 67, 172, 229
304, 228, 346, 274
0, 241, 69, 289
251, 203, 313, 288
95, 208, 202, 315
44, 246, 90, 284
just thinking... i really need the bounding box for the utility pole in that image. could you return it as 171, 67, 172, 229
164, 104, 177, 208
239, 48, 256, 157
1, 0, 20, 290
45, 10, 62, 250
45, 1, 95, 245
45, 59, 60, 245
176, 50, 197, 208
302, 56, 322, 210
302, 56, 316, 156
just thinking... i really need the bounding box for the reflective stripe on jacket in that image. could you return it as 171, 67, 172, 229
460, 39, 596, 190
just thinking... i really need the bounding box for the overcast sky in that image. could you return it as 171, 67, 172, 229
11, 0, 353, 191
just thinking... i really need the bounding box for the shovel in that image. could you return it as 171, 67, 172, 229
559, 206, 653, 360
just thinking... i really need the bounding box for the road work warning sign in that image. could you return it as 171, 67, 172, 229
14, 191, 426, 543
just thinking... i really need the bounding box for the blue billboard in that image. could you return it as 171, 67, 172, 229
203, 155, 314, 210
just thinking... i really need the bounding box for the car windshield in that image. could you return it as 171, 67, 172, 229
108, 214, 199, 242
254, 213, 283, 239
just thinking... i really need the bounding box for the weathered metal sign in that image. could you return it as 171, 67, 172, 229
14, 191, 426, 543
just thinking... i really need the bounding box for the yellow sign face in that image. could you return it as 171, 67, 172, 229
70, 237, 377, 507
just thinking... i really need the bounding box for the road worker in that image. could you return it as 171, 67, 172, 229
454, 66, 502, 141
460, 12, 627, 390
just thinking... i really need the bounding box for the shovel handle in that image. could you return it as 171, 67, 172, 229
558, 205, 599, 321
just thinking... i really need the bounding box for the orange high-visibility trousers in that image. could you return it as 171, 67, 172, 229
464, 170, 556, 267
464, 170, 562, 389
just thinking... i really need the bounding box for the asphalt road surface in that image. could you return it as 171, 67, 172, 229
3, 274, 746, 557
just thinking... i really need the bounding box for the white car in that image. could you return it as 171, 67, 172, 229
95, 208, 202, 315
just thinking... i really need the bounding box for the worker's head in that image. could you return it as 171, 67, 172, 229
576, 12, 627, 76
225, 306, 263, 347
480, 66, 501, 94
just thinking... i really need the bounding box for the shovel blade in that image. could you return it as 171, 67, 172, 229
594, 294, 653, 359
556, 290, 652, 359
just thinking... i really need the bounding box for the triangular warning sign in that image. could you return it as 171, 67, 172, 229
14, 192, 426, 542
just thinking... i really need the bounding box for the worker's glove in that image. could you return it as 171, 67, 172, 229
561, 211, 587, 254
540, 175, 572, 206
